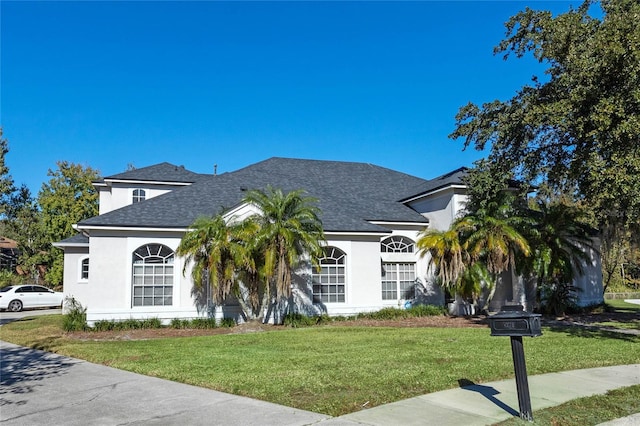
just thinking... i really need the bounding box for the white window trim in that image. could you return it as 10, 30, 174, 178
132, 188, 146, 204
312, 246, 347, 304
131, 243, 175, 308
78, 256, 90, 283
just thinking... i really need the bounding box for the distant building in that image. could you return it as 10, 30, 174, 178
0, 237, 19, 272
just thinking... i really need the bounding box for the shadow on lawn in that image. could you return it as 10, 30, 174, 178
546, 324, 640, 341
458, 378, 519, 417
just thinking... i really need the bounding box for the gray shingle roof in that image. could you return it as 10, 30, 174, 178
400, 167, 468, 201
79, 158, 441, 233
54, 233, 89, 246
100, 162, 205, 184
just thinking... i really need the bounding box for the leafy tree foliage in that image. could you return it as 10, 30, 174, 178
3, 185, 48, 281
450, 0, 640, 293
38, 161, 100, 285
451, 0, 640, 229
0, 128, 15, 217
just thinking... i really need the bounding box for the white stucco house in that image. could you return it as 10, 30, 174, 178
55, 158, 603, 325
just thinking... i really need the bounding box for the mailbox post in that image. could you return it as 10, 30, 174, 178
489, 305, 542, 422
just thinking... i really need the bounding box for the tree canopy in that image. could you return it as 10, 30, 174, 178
450, 0, 640, 233
0, 128, 15, 217
38, 161, 100, 285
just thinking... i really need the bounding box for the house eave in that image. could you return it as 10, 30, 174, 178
76, 225, 188, 233
102, 179, 194, 186
402, 184, 467, 203
368, 220, 429, 228
324, 230, 392, 237
52, 242, 89, 248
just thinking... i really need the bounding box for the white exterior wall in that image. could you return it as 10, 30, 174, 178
408, 188, 467, 231
73, 231, 203, 325
574, 240, 604, 307
61, 246, 90, 310
322, 235, 382, 315
98, 183, 182, 215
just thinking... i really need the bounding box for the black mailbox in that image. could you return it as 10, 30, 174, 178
489, 305, 542, 337
489, 305, 542, 421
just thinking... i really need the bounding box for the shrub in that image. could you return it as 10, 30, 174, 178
62, 296, 87, 331
283, 313, 316, 327
357, 307, 410, 320
219, 318, 236, 328
140, 317, 162, 329
331, 315, 351, 322
170, 318, 190, 329
406, 304, 447, 317
119, 318, 144, 330
540, 282, 581, 316
93, 320, 116, 331
315, 314, 332, 324
191, 317, 218, 329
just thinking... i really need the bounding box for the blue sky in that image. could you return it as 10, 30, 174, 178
2, 1, 576, 194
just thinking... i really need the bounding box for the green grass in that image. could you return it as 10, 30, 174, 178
1, 314, 639, 416
495, 385, 640, 426
605, 299, 640, 313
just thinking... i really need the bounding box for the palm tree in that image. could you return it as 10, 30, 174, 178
417, 221, 493, 311
522, 200, 596, 314
416, 225, 468, 293
458, 195, 531, 275
242, 186, 326, 322
418, 192, 531, 312
176, 215, 252, 311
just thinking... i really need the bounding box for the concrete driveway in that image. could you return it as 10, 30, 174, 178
0, 341, 330, 425
0, 308, 61, 325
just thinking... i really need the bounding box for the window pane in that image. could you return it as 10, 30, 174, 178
311, 247, 346, 304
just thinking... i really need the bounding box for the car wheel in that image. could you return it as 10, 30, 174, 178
8, 300, 23, 312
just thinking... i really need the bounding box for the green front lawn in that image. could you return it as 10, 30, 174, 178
605, 299, 640, 313
496, 385, 640, 426
1, 315, 639, 416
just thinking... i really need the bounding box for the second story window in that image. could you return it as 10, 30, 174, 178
132, 189, 146, 204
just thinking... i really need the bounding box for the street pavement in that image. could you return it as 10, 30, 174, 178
1, 340, 639, 425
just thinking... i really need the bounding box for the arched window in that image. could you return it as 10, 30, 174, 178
312, 247, 346, 303
380, 236, 415, 253
132, 244, 174, 306
381, 236, 416, 300
80, 258, 89, 280
132, 189, 146, 204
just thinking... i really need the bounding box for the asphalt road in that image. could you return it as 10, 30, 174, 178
0, 341, 329, 426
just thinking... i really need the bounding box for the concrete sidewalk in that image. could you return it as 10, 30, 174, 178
1, 340, 638, 425
320, 364, 640, 425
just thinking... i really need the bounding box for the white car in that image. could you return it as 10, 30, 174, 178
0, 285, 64, 312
